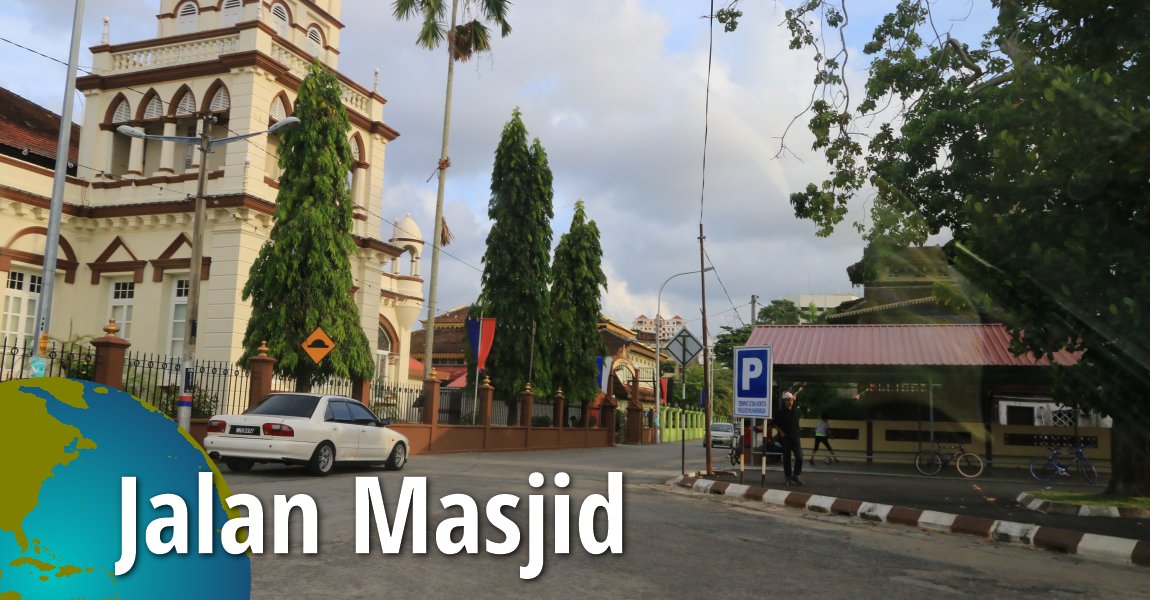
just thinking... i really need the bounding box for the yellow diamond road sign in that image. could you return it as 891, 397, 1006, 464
302, 327, 335, 364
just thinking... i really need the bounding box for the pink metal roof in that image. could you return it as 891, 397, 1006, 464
744, 324, 1080, 367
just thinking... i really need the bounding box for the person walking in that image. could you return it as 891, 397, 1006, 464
810, 415, 840, 465
775, 391, 803, 485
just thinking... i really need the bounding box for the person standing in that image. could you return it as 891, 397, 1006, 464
810, 415, 840, 464
775, 391, 803, 485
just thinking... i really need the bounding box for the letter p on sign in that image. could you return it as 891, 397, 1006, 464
733, 346, 772, 419
740, 358, 762, 391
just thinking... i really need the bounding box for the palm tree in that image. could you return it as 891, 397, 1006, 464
392, 0, 512, 380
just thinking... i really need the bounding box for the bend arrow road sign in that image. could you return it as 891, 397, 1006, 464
665, 328, 703, 366
733, 346, 772, 419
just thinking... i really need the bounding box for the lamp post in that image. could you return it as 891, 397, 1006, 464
655, 267, 713, 444
116, 115, 299, 432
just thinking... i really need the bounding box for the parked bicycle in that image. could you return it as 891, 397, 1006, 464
728, 434, 742, 466
914, 442, 984, 478
1029, 446, 1099, 485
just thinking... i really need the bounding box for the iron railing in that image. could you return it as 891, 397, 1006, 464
120, 351, 251, 417
369, 381, 425, 423
0, 338, 98, 383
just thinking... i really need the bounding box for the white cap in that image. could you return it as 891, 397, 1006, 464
782, 391, 795, 400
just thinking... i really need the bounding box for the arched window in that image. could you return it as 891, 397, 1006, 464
172, 89, 198, 170
270, 3, 289, 37
307, 25, 323, 56
265, 96, 290, 180
220, 0, 242, 26
377, 326, 392, 353
208, 86, 230, 112
111, 99, 131, 124
269, 96, 288, 122
142, 96, 163, 120
347, 136, 360, 202
175, 91, 197, 117
176, 2, 199, 35
108, 97, 132, 177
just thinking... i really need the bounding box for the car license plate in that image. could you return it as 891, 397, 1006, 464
231, 425, 259, 435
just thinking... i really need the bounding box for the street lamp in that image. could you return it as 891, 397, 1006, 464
655, 267, 713, 444
116, 115, 299, 433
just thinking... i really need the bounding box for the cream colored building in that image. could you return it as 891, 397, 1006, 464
0, 0, 423, 385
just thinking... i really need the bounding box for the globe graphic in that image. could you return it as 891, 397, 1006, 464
0, 378, 251, 598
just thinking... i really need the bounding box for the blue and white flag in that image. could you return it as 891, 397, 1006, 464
595, 356, 614, 392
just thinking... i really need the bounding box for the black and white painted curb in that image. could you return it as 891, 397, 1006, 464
673, 475, 1150, 567
1017, 491, 1150, 519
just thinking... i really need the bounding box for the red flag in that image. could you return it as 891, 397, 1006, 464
660, 377, 668, 404
477, 318, 496, 371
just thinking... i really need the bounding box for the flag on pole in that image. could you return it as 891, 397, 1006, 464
465, 317, 496, 371
595, 356, 614, 392
660, 377, 668, 404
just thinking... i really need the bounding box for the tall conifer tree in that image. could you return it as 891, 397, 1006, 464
549, 201, 607, 404
478, 109, 554, 398
240, 63, 373, 390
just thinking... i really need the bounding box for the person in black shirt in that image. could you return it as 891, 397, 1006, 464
775, 391, 803, 485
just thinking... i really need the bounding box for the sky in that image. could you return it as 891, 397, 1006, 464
0, 0, 995, 336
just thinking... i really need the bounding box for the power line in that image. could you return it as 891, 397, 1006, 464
704, 247, 745, 327
698, 1, 716, 225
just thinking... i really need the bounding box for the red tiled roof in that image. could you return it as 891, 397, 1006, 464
744, 324, 1080, 367
0, 87, 80, 163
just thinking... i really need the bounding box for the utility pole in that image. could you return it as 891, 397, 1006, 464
32, 0, 84, 359
750, 294, 758, 327
700, 223, 712, 474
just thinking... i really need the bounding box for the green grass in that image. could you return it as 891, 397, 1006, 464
1029, 490, 1150, 510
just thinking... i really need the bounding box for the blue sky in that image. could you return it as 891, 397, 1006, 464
0, 0, 998, 334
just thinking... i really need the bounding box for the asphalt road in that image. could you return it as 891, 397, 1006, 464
220, 443, 1150, 598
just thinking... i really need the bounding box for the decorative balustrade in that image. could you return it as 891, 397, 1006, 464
101, 36, 373, 119
269, 41, 372, 115
109, 35, 241, 74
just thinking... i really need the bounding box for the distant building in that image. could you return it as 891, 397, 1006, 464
784, 294, 859, 323
632, 313, 686, 341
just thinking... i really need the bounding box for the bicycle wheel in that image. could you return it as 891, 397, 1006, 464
955, 452, 984, 478
915, 451, 944, 476
1077, 459, 1099, 486
1029, 456, 1057, 482
729, 448, 739, 466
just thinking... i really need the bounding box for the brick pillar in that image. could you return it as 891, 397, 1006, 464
627, 371, 644, 444
582, 399, 592, 428
553, 388, 566, 428
422, 370, 441, 425
350, 377, 371, 404
247, 341, 276, 411
520, 383, 535, 428
601, 396, 618, 447
478, 376, 494, 426
90, 319, 130, 389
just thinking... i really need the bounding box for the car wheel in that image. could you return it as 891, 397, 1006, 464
307, 442, 336, 476
386, 442, 407, 471
225, 459, 254, 473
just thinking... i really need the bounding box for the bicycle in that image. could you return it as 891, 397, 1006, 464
1029, 446, 1099, 485
914, 442, 984, 478
728, 434, 743, 466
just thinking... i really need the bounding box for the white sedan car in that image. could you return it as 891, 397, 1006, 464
204, 393, 409, 476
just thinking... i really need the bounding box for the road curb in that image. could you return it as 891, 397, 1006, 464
672, 475, 1149, 567
1016, 491, 1150, 519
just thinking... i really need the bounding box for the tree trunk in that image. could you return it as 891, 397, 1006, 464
1104, 415, 1150, 496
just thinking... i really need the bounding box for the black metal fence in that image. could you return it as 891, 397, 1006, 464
369, 380, 425, 423
0, 338, 98, 383
120, 351, 251, 418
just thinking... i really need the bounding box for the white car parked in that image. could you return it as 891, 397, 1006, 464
204, 393, 409, 476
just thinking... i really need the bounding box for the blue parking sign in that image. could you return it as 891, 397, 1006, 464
733, 346, 772, 419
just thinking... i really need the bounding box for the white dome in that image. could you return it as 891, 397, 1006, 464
390, 213, 423, 245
